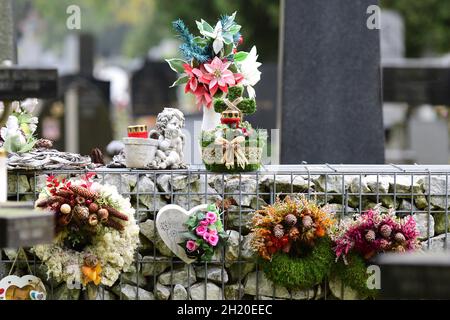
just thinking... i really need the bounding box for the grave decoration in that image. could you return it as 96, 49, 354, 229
250, 196, 336, 289
121, 108, 186, 169
32, 173, 139, 287
156, 204, 228, 263
0, 248, 46, 301
331, 206, 421, 297
166, 12, 265, 172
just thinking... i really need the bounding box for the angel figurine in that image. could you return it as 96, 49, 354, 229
150, 108, 186, 169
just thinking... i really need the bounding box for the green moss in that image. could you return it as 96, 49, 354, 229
260, 237, 335, 289
213, 85, 256, 115
331, 253, 378, 298
204, 163, 261, 173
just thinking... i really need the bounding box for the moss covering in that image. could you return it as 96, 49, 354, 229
214, 86, 256, 115
204, 163, 261, 173
260, 237, 335, 289
331, 253, 378, 298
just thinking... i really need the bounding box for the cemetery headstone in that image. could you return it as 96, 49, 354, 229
130, 60, 177, 117
279, 0, 385, 164
380, 10, 405, 60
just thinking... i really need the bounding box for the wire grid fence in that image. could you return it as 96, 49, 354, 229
1, 164, 450, 300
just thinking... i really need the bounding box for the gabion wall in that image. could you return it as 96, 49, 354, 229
2, 165, 449, 300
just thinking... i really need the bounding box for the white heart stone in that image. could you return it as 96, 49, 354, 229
156, 204, 208, 264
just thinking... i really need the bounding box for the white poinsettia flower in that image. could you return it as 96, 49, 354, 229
237, 46, 262, 98
21, 98, 38, 113
1, 115, 26, 145
201, 21, 225, 54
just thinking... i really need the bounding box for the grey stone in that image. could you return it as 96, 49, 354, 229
172, 283, 188, 300
329, 276, 366, 300
365, 175, 392, 194
141, 255, 171, 276
173, 179, 221, 208
224, 230, 243, 267
157, 174, 200, 193
432, 213, 450, 236
29, 174, 48, 193
139, 219, 173, 257
196, 266, 229, 284
413, 213, 434, 239
260, 175, 311, 193
122, 270, 148, 288
244, 271, 290, 299
224, 283, 244, 300
7, 174, 30, 194
291, 288, 315, 300
155, 282, 171, 300
83, 286, 117, 300
421, 233, 450, 252
213, 176, 257, 207
51, 285, 81, 300
390, 176, 422, 195
241, 234, 256, 261
422, 176, 450, 209
250, 197, 268, 210
225, 206, 253, 235
101, 173, 137, 193
159, 265, 196, 287
349, 177, 371, 194
313, 175, 354, 194
228, 263, 255, 283
190, 282, 223, 300
398, 199, 418, 213
112, 284, 154, 300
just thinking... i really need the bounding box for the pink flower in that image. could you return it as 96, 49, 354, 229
186, 240, 198, 252
208, 234, 219, 246
200, 219, 209, 226
198, 57, 243, 96
183, 64, 198, 93
196, 225, 207, 236
206, 211, 217, 224
203, 232, 210, 242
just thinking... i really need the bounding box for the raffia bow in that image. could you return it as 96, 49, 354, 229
214, 135, 248, 169
223, 97, 243, 115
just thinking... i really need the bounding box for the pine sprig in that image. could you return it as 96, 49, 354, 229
172, 19, 211, 63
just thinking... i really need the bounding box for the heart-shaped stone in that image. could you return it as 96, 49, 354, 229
0, 275, 46, 301
156, 204, 208, 264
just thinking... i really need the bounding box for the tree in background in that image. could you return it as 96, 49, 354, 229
382, 0, 450, 57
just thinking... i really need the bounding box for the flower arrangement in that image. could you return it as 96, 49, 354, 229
0, 99, 38, 153
166, 12, 261, 108
33, 173, 139, 287
330, 206, 421, 297
181, 204, 228, 262
332, 206, 421, 263
250, 196, 336, 288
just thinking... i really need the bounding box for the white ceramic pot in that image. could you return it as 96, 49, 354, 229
123, 137, 159, 168
201, 105, 221, 132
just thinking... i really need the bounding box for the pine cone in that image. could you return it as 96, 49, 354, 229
284, 214, 297, 226
302, 215, 313, 229
365, 230, 376, 242
103, 206, 129, 221
394, 232, 406, 243
73, 205, 89, 223
273, 224, 284, 239
69, 185, 99, 199
288, 226, 300, 240
35, 138, 53, 149
90, 148, 105, 165
36, 196, 66, 208
380, 224, 392, 239
56, 189, 75, 199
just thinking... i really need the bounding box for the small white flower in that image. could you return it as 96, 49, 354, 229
236, 46, 262, 98
21, 99, 38, 113
200, 21, 225, 54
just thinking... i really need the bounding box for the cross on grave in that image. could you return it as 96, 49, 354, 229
0, 0, 55, 247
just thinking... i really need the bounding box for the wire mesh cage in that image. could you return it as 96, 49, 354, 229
2, 164, 449, 300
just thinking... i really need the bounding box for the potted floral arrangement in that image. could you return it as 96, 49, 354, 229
250, 196, 336, 289
331, 206, 421, 298
166, 12, 266, 172
180, 204, 228, 262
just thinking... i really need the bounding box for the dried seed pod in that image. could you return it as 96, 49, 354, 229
76, 196, 86, 205
60, 203, 72, 215
103, 218, 125, 232
36, 196, 66, 208
394, 232, 406, 243
69, 185, 99, 199
56, 189, 74, 199
73, 205, 89, 223
365, 230, 376, 242
103, 206, 129, 221
97, 208, 109, 222
302, 215, 313, 229
84, 254, 99, 268
89, 202, 99, 213
58, 214, 72, 227
88, 214, 98, 226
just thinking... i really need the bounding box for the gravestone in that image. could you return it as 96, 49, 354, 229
37, 34, 112, 155
0, 0, 15, 63
131, 60, 177, 117
380, 10, 404, 60
279, 0, 385, 164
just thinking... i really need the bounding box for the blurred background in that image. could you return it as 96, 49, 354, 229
8, 0, 450, 163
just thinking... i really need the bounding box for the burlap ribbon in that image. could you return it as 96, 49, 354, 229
214, 135, 248, 169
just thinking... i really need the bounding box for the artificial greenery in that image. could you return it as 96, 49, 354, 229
330, 253, 378, 299
172, 19, 212, 63
213, 86, 256, 115
260, 237, 335, 289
